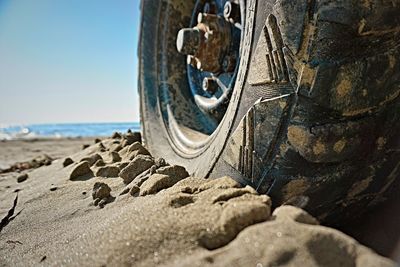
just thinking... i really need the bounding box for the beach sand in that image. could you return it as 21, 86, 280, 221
0, 134, 395, 266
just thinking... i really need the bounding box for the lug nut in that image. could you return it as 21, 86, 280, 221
202, 77, 219, 94
176, 28, 201, 55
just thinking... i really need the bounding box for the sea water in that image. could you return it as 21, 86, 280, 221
0, 122, 140, 140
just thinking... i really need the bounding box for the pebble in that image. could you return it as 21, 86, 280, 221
123, 132, 142, 145
80, 154, 102, 166
119, 155, 155, 184
94, 138, 101, 144
92, 182, 111, 200
156, 165, 189, 180
69, 162, 93, 180
129, 185, 140, 196
95, 166, 120, 178
50, 186, 58, 191
110, 151, 122, 163
17, 173, 28, 183
94, 159, 106, 167
63, 158, 74, 167
112, 132, 122, 139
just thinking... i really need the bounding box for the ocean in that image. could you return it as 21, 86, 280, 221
0, 122, 140, 140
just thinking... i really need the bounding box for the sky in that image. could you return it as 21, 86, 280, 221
0, 0, 141, 125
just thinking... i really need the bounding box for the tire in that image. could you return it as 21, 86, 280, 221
139, 0, 400, 224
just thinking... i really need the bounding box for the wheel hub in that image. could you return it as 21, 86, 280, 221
177, 12, 233, 73
175, 0, 243, 121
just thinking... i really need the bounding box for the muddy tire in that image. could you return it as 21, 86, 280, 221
139, 0, 400, 224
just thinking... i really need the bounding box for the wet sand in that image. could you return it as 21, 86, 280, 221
0, 134, 395, 266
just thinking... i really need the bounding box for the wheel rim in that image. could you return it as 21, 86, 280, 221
157, 0, 246, 156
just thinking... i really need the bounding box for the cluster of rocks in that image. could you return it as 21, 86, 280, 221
65, 130, 190, 208
1, 154, 53, 174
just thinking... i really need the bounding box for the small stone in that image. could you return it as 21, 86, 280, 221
156, 165, 189, 180
80, 154, 102, 166
69, 162, 93, 180
129, 185, 140, 196
14, 189, 21, 193
155, 158, 168, 168
111, 132, 122, 139
63, 158, 74, 167
94, 159, 106, 167
82, 144, 90, 150
117, 162, 129, 171
82, 191, 87, 195
119, 155, 155, 184
110, 151, 122, 163
128, 147, 151, 160
127, 129, 132, 134
123, 132, 142, 145
94, 138, 101, 144
127, 142, 145, 153
92, 182, 111, 200
50, 186, 58, 191
95, 166, 120, 178
17, 173, 28, 183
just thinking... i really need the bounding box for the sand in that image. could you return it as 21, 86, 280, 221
0, 134, 395, 266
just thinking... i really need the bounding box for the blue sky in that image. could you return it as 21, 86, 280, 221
0, 0, 141, 125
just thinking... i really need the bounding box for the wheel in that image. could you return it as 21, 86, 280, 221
139, 0, 400, 224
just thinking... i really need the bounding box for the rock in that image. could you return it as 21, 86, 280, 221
140, 173, 185, 196
155, 158, 168, 167
149, 158, 169, 174
94, 138, 101, 144
82, 144, 90, 150
156, 165, 189, 180
123, 132, 142, 145
95, 166, 120, 178
63, 158, 74, 167
92, 182, 111, 200
17, 173, 28, 183
127, 129, 132, 134
127, 142, 143, 152
272, 205, 319, 225
128, 145, 151, 160
129, 185, 140, 196
116, 162, 129, 171
80, 154, 102, 166
69, 162, 93, 180
94, 159, 105, 167
110, 151, 121, 163
111, 132, 122, 139
50, 186, 58, 191
119, 155, 155, 184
